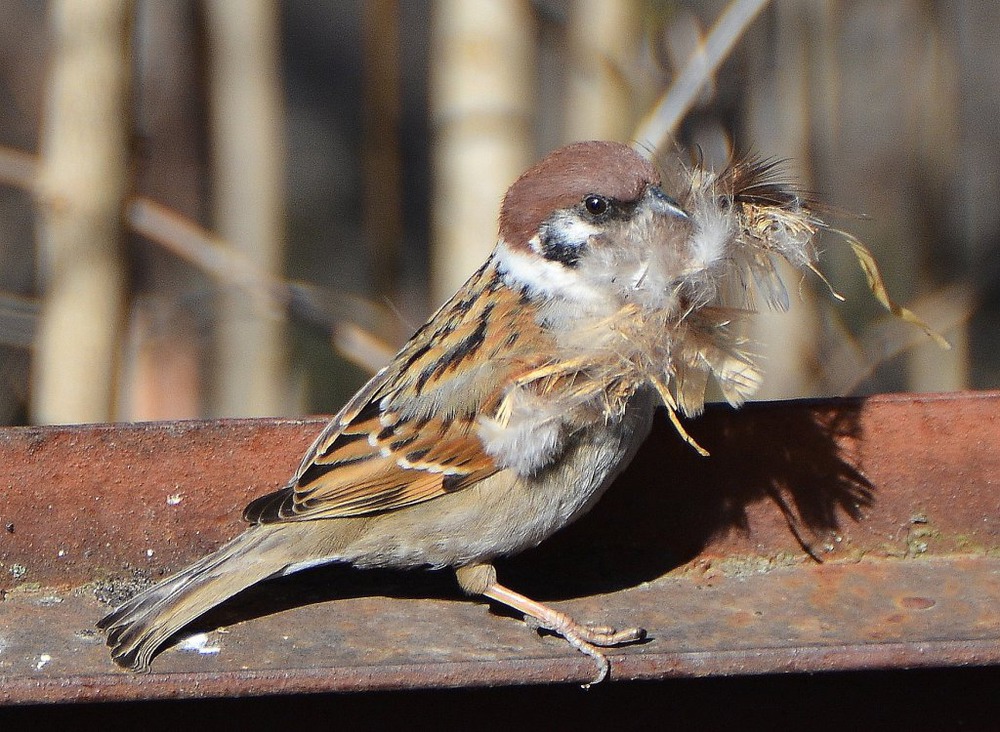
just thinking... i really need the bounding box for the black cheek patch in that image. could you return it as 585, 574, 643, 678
539, 228, 583, 267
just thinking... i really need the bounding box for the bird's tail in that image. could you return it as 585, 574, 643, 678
97, 526, 289, 672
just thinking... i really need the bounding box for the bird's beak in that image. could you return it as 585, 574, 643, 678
647, 185, 689, 220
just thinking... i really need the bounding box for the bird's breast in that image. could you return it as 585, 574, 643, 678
338, 387, 658, 569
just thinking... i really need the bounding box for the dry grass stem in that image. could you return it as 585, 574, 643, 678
633, 0, 770, 153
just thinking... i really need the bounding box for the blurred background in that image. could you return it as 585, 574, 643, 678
0, 0, 994, 426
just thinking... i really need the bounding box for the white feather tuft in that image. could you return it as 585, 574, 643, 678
476, 387, 566, 477
687, 195, 734, 275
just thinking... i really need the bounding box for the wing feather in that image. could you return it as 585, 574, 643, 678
245, 260, 549, 524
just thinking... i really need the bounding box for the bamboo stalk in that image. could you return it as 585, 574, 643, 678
204, 0, 288, 417
563, 0, 640, 143
429, 0, 536, 302
31, 0, 133, 424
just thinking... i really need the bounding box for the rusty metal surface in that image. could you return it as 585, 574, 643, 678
0, 391, 998, 704
0, 417, 317, 587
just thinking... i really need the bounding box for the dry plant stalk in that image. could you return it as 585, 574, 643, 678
32, 0, 133, 424
564, 0, 640, 142
633, 0, 771, 152
205, 0, 288, 417
429, 0, 535, 302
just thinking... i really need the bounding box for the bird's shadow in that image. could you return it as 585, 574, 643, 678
183, 398, 873, 640
503, 398, 873, 600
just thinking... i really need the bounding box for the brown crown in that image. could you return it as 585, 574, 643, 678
498, 141, 660, 249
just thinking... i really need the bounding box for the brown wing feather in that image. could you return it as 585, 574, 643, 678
245, 259, 549, 524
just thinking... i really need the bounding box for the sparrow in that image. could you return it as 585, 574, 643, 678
99, 140, 839, 682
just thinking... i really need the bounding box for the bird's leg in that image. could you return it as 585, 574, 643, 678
456, 564, 645, 684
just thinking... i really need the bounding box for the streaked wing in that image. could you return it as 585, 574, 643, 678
245, 259, 546, 523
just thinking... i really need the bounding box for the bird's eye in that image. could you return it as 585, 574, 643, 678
583, 195, 609, 217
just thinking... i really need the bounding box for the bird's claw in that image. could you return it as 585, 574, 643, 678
522, 614, 646, 686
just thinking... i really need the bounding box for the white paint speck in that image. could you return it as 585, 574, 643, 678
36, 654, 52, 670
177, 633, 220, 655
57, 549, 65, 557
166, 493, 183, 506
146, 549, 154, 558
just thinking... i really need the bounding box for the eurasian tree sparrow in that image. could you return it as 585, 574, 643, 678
99, 140, 930, 682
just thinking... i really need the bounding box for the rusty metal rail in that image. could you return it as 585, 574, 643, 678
0, 391, 998, 705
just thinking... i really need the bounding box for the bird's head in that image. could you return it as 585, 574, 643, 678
493, 141, 712, 319
487, 141, 823, 413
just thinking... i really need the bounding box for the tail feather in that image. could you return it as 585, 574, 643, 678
97, 527, 285, 672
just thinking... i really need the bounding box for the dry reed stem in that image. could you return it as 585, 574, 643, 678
633, 0, 770, 153
32, 0, 133, 424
